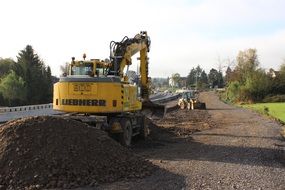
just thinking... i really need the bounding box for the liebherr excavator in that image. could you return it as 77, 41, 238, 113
53, 31, 163, 146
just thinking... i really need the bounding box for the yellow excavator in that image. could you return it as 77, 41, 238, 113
53, 31, 163, 146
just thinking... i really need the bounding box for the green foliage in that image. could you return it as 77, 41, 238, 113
263, 95, 285, 103
0, 58, 16, 77
263, 106, 269, 115
235, 48, 259, 83
224, 48, 272, 103
225, 81, 241, 102
16, 45, 53, 104
208, 68, 224, 88
243, 103, 285, 123
186, 65, 208, 89
0, 71, 26, 106
242, 69, 270, 102
0, 45, 53, 106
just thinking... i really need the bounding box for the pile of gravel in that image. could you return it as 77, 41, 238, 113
0, 116, 155, 189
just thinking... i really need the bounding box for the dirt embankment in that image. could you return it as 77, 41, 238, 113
0, 116, 155, 189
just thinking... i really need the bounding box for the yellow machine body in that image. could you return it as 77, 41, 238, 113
53, 80, 142, 113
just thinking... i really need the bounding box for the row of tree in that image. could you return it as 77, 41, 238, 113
225, 48, 285, 103
170, 66, 224, 89
169, 48, 285, 103
0, 45, 53, 106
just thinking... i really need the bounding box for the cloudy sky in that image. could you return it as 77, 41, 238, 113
0, 0, 285, 77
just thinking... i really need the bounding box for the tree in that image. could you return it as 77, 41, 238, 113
208, 68, 219, 88
270, 63, 285, 95
186, 67, 196, 86
16, 45, 51, 104
44, 66, 53, 102
224, 48, 271, 102
170, 73, 181, 87
199, 70, 208, 88
225, 66, 232, 84
0, 58, 16, 77
235, 48, 259, 83
187, 65, 208, 89
0, 71, 26, 106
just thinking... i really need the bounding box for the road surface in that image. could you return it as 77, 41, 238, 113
99, 91, 285, 190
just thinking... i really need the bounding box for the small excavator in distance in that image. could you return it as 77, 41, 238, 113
53, 31, 164, 146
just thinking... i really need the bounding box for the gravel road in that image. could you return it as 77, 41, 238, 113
97, 91, 285, 190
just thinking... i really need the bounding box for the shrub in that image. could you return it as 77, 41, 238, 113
263, 95, 285, 103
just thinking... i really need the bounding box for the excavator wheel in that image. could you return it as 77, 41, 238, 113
119, 118, 132, 146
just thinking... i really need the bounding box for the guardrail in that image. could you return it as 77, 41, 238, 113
0, 103, 53, 113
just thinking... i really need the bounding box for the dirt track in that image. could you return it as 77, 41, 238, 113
100, 91, 285, 190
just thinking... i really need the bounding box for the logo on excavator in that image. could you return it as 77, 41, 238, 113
61, 99, 106, 106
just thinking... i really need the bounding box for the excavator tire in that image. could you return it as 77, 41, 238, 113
119, 118, 132, 146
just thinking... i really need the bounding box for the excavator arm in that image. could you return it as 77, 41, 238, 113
109, 31, 165, 116
109, 31, 151, 100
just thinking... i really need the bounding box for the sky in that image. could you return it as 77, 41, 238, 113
0, 0, 285, 77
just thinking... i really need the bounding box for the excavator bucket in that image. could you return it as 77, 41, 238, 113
142, 101, 166, 118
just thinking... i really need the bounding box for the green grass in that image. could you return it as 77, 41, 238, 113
242, 102, 285, 123
242, 102, 285, 139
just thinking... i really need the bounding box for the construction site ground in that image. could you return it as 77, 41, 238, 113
99, 91, 285, 190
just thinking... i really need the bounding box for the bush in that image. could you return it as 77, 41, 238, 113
263, 106, 269, 115
225, 81, 241, 103
263, 95, 285, 103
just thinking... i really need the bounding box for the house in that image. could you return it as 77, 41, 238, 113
268, 68, 280, 78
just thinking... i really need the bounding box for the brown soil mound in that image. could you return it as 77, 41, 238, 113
0, 116, 155, 189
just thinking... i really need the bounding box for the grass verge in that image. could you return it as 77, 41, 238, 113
242, 103, 285, 139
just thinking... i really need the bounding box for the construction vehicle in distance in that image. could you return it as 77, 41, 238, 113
177, 90, 206, 110
53, 31, 164, 146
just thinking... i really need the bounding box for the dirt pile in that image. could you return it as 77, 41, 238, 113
154, 109, 216, 136
0, 116, 155, 189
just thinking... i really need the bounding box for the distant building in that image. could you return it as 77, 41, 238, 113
268, 68, 280, 78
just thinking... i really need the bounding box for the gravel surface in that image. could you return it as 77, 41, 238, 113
99, 91, 285, 190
